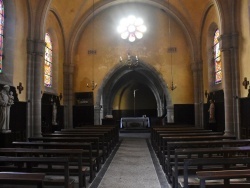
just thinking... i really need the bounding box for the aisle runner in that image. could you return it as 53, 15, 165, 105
97, 138, 161, 188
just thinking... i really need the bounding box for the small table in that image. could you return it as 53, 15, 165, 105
120, 117, 150, 128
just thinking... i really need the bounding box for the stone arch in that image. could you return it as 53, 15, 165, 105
68, 0, 198, 65
26, 0, 52, 136
44, 9, 66, 95
207, 23, 222, 92
68, 0, 198, 126
94, 59, 173, 124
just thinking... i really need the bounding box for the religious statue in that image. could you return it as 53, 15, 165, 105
208, 99, 216, 123
0, 85, 14, 132
52, 102, 57, 125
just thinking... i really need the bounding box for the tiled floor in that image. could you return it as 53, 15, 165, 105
89, 133, 170, 188
0, 133, 170, 188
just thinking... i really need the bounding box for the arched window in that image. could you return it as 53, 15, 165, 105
44, 33, 53, 87
213, 29, 222, 84
0, 0, 4, 73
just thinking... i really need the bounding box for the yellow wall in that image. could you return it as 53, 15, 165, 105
239, 0, 250, 98
74, 3, 194, 105
12, 0, 29, 101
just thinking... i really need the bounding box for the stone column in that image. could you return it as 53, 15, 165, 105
191, 62, 203, 128
220, 33, 239, 136
166, 105, 174, 123
230, 34, 240, 138
26, 39, 36, 138
33, 40, 45, 137
94, 105, 101, 125
63, 63, 74, 128
157, 104, 163, 118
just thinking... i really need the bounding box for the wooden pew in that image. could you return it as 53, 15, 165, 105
151, 127, 209, 144
64, 125, 119, 143
151, 126, 204, 141
158, 135, 235, 167
0, 172, 45, 188
151, 129, 213, 150
151, 127, 212, 153
174, 146, 250, 188
43, 132, 109, 162
164, 139, 250, 183
58, 130, 115, 151
0, 148, 86, 188
155, 132, 223, 155
60, 127, 118, 149
196, 169, 250, 188
0, 156, 74, 188
12, 141, 96, 183
28, 136, 102, 173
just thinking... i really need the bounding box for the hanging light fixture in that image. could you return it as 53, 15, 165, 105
87, 0, 97, 90
117, 15, 144, 68
119, 52, 139, 68
167, 0, 177, 91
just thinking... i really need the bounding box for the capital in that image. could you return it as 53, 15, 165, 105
191, 61, 203, 72
219, 33, 239, 51
34, 40, 46, 56
64, 64, 75, 74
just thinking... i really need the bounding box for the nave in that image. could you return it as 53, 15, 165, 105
89, 133, 170, 188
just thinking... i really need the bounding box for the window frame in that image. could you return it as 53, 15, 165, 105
44, 32, 53, 87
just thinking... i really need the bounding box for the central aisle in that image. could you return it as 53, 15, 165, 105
90, 133, 170, 188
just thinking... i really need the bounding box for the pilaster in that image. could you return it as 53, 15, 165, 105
63, 63, 75, 128
26, 39, 45, 137
191, 61, 203, 127
220, 33, 239, 136
166, 105, 174, 123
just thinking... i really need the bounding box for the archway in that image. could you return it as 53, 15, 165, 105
95, 60, 173, 125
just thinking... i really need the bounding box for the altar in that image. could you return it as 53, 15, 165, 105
120, 117, 150, 128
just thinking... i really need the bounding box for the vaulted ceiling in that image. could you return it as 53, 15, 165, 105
50, 0, 212, 41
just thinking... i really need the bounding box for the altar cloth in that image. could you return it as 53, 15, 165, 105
120, 117, 150, 128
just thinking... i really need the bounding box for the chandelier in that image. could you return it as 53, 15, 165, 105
166, 0, 177, 91
119, 53, 139, 68
87, 0, 97, 90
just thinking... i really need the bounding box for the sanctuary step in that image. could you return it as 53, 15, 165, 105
120, 127, 150, 133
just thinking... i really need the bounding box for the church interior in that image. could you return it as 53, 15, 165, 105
0, 0, 250, 187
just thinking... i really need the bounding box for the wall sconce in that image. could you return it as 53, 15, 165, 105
87, 81, 97, 90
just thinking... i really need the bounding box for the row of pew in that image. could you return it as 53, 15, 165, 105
151, 125, 250, 188
0, 125, 119, 188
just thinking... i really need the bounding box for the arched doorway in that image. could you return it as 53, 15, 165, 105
95, 60, 173, 125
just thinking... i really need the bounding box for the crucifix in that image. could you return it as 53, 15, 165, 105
17, 82, 24, 94
242, 77, 249, 89
133, 89, 138, 117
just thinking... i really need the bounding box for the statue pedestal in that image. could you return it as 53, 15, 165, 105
0, 131, 14, 148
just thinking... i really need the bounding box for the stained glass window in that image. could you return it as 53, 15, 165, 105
0, 0, 4, 73
44, 33, 52, 87
213, 29, 222, 84
117, 15, 147, 42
